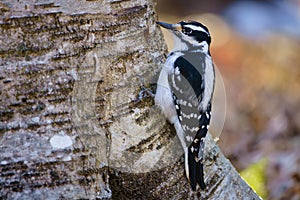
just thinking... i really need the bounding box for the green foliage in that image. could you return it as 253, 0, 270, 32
240, 158, 268, 199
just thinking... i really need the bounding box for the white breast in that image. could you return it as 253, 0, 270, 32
155, 52, 183, 124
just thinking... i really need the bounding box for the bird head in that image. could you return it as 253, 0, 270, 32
157, 20, 211, 53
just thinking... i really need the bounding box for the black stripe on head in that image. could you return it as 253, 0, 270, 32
191, 31, 211, 44
180, 21, 210, 34
179, 21, 211, 44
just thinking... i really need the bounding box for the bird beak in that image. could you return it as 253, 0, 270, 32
156, 21, 181, 31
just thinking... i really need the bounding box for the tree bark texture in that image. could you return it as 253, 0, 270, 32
0, 0, 260, 199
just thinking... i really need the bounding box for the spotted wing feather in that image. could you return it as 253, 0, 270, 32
170, 55, 211, 190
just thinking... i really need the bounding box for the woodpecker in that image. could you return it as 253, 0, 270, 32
155, 20, 215, 190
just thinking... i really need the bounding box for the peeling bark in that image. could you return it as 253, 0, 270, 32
0, 0, 260, 199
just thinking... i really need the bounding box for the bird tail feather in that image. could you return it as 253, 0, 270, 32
187, 148, 206, 190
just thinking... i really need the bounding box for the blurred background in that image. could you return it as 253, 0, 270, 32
154, 0, 300, 199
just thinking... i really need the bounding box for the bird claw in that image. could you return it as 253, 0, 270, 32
134, 86, 155, 102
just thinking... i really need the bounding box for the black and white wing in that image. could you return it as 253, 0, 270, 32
170, 54, 212, 190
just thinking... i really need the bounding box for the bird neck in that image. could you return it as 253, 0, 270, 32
171, 48, 211, 56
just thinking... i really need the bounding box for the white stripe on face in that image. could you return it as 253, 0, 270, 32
184, 25, 210, 36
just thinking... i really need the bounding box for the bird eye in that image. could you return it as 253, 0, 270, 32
183, 27, 193, 35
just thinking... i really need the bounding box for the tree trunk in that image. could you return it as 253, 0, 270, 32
0, 0, 260, 199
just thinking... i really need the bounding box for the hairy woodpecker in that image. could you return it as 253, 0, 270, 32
155, 20, 215, 190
